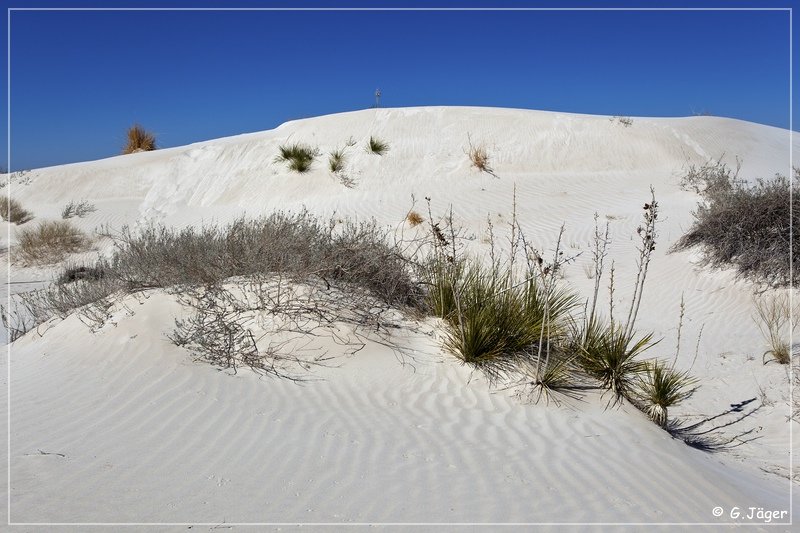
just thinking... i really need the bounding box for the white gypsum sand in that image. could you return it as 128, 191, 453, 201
1, 107, 797, 527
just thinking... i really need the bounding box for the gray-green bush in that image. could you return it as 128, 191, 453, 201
672, 160, 797, 287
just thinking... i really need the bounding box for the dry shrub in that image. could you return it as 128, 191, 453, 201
123, 124, 157, 154
672, 160, 797, 287
0, 195, 33, 224
16, 220, 90, 265
406, 211, 424, 227
98, 212, 420, 307
469, 145, 492, 173
752, 292, 797, 365
466, 135, 495, 176
5, 212, 423, 354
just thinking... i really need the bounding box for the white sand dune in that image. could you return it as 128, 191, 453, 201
1, 107, 797, 529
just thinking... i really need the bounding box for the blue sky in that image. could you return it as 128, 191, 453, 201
2, 1, 797, 170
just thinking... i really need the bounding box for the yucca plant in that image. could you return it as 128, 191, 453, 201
123, 124, 157, 154
521, 276, 580, 339
438, 257, 579, 384
578, 318, 654, 404
275, 143, 317, 173
367, 135, 389, 155
441, 263, 526, 380
637, 360, 697, 427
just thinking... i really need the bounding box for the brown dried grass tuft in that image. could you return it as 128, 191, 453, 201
123, 124, 157, 154
406, 211, 424, 227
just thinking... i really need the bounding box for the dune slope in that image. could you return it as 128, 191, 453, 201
2, 107, 797, 528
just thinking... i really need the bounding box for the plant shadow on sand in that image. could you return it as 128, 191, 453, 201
666, 397, 763, 452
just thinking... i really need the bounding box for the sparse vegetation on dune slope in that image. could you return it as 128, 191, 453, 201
4, 142, 714, 431
6, 190, 700, 427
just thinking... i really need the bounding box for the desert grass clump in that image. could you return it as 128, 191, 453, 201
466, 135, 495, 175
61, 199, 97, 219
367, 135, 389, 155
636, 360, 697, 427
16, 220, 90, 265
123, 124, 157, 154
0, 195, 33, 224
328, 148, 346, 173
672, 159, 798, 287
406, 211, 424, 227
753, 292, 796, 365
469, 145, 492, 173
275, 143, 318, 173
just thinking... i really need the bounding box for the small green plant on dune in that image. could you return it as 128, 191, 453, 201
123, 124, 157, 154
0, 195, 33, 225
367, 135, 389, 155
519, 346, 582, 405
575, 193, 698, 426
275, 143, 318, 173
